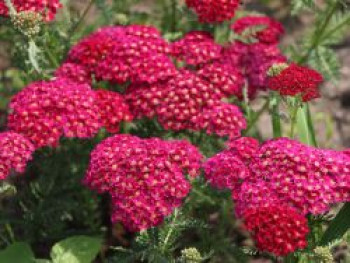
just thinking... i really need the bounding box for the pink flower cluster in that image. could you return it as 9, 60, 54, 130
205, 137, 350, 255
54, 63, 92, 85
185, 0, 240, 23
95, 89, 133, 133
268, 63, 324, 102
0, 132, 35, 180
171, 31, 222, 66
7, 79, 101, 148
67, 25, 175, 85
0, 0, 62, 21
84, 135, 202, 231
243, 205, 309, 256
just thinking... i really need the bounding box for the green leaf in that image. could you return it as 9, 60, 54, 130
308, 46, 340, 81
0, 242, 35, 263
296, 103, 318, 146
50, 236, 102, 263
319, 203, 350, 246
291, 0, 315, 15
28, 40, 41, 73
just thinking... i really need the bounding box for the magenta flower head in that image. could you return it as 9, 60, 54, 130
7, 79, 101, 148
243, 205, 309, 256
156, 70, 221, 131
171, 31, 222, 66
95, 90, 133, 133
226, 137, 259, 163
125, 82, 166, 120
185, 0, 240, 23
84, 135, 203, 231
249, 138, 350, 215
0, 132, 35, 180
204, 150, 250, 192
194, 103, 247, 138
197, 62, 244, 99
232, 16, 284, 44
0, 0, 62, 21
54, 63, 92, 85
268, 63, 324, 102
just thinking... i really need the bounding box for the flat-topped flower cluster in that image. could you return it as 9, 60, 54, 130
1, 1, 342, 258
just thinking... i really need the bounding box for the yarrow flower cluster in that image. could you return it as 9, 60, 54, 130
185, 0, 240, 23
7, 79, 101, 148
205, 137, 350, 255
171, 31, 222, 66
194, 103, 247, 138
0, 132, 35, 180
84, 135, 202, 231
0, 0, 62, 21
243, 205, 309, 256
67, 25, 175, 85
268, 63, 324, 101
232, 16, 284, 44
95, 89, 133, 133
54, 63, 92, 85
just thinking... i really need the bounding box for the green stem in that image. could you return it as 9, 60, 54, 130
244, 99, 269, 135
5, 223, 15, 243
170, 0, 177, 33
298, 1, 339, 64
67, 0, 96, 39
44, 44, 59, 68
289, 105, 299, 139
271, 94, 282, 138
305, 103, 318, 147
162, 208, 179, 251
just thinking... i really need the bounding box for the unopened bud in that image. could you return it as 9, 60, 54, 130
180, 247, 202, 263
12, 11, 42, 38
267, 63, 288, 77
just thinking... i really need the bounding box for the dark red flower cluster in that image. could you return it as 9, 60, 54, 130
171, 31, 222, 66
0, 132, 35, 180
185, 0, 240, 23
7, 79, 101, 148
268, 63, 324, 101
243, 205, 309, 256
84, 135, 202, 231
0, 0, 62, 21
232, 16, 284, 44
95, 90, 133, 133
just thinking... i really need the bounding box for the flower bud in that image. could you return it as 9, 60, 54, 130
11, 11, 42, 38
180, 248, 202, 263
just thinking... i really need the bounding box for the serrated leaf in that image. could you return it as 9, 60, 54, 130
319, 203, 350, 246
28, 40, 41, 73
308, 46, 340, 81
291, 0, 315, 15
0, 242, 35, 263
50, 236, 102, 263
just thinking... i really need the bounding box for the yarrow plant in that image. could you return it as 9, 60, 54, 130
0, 0, 349, 262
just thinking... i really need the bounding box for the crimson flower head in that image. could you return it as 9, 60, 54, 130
7, 79, 101, 148
232, 16, 284, 44
0, 0, 62, 21
84, 135, 202, 231
171, 31, 222, 66
243, 205, 309, 256
0, 132, 35, 180
185, 0, 240, 23
95, 90, 133, 133
268, 63, 324, 101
